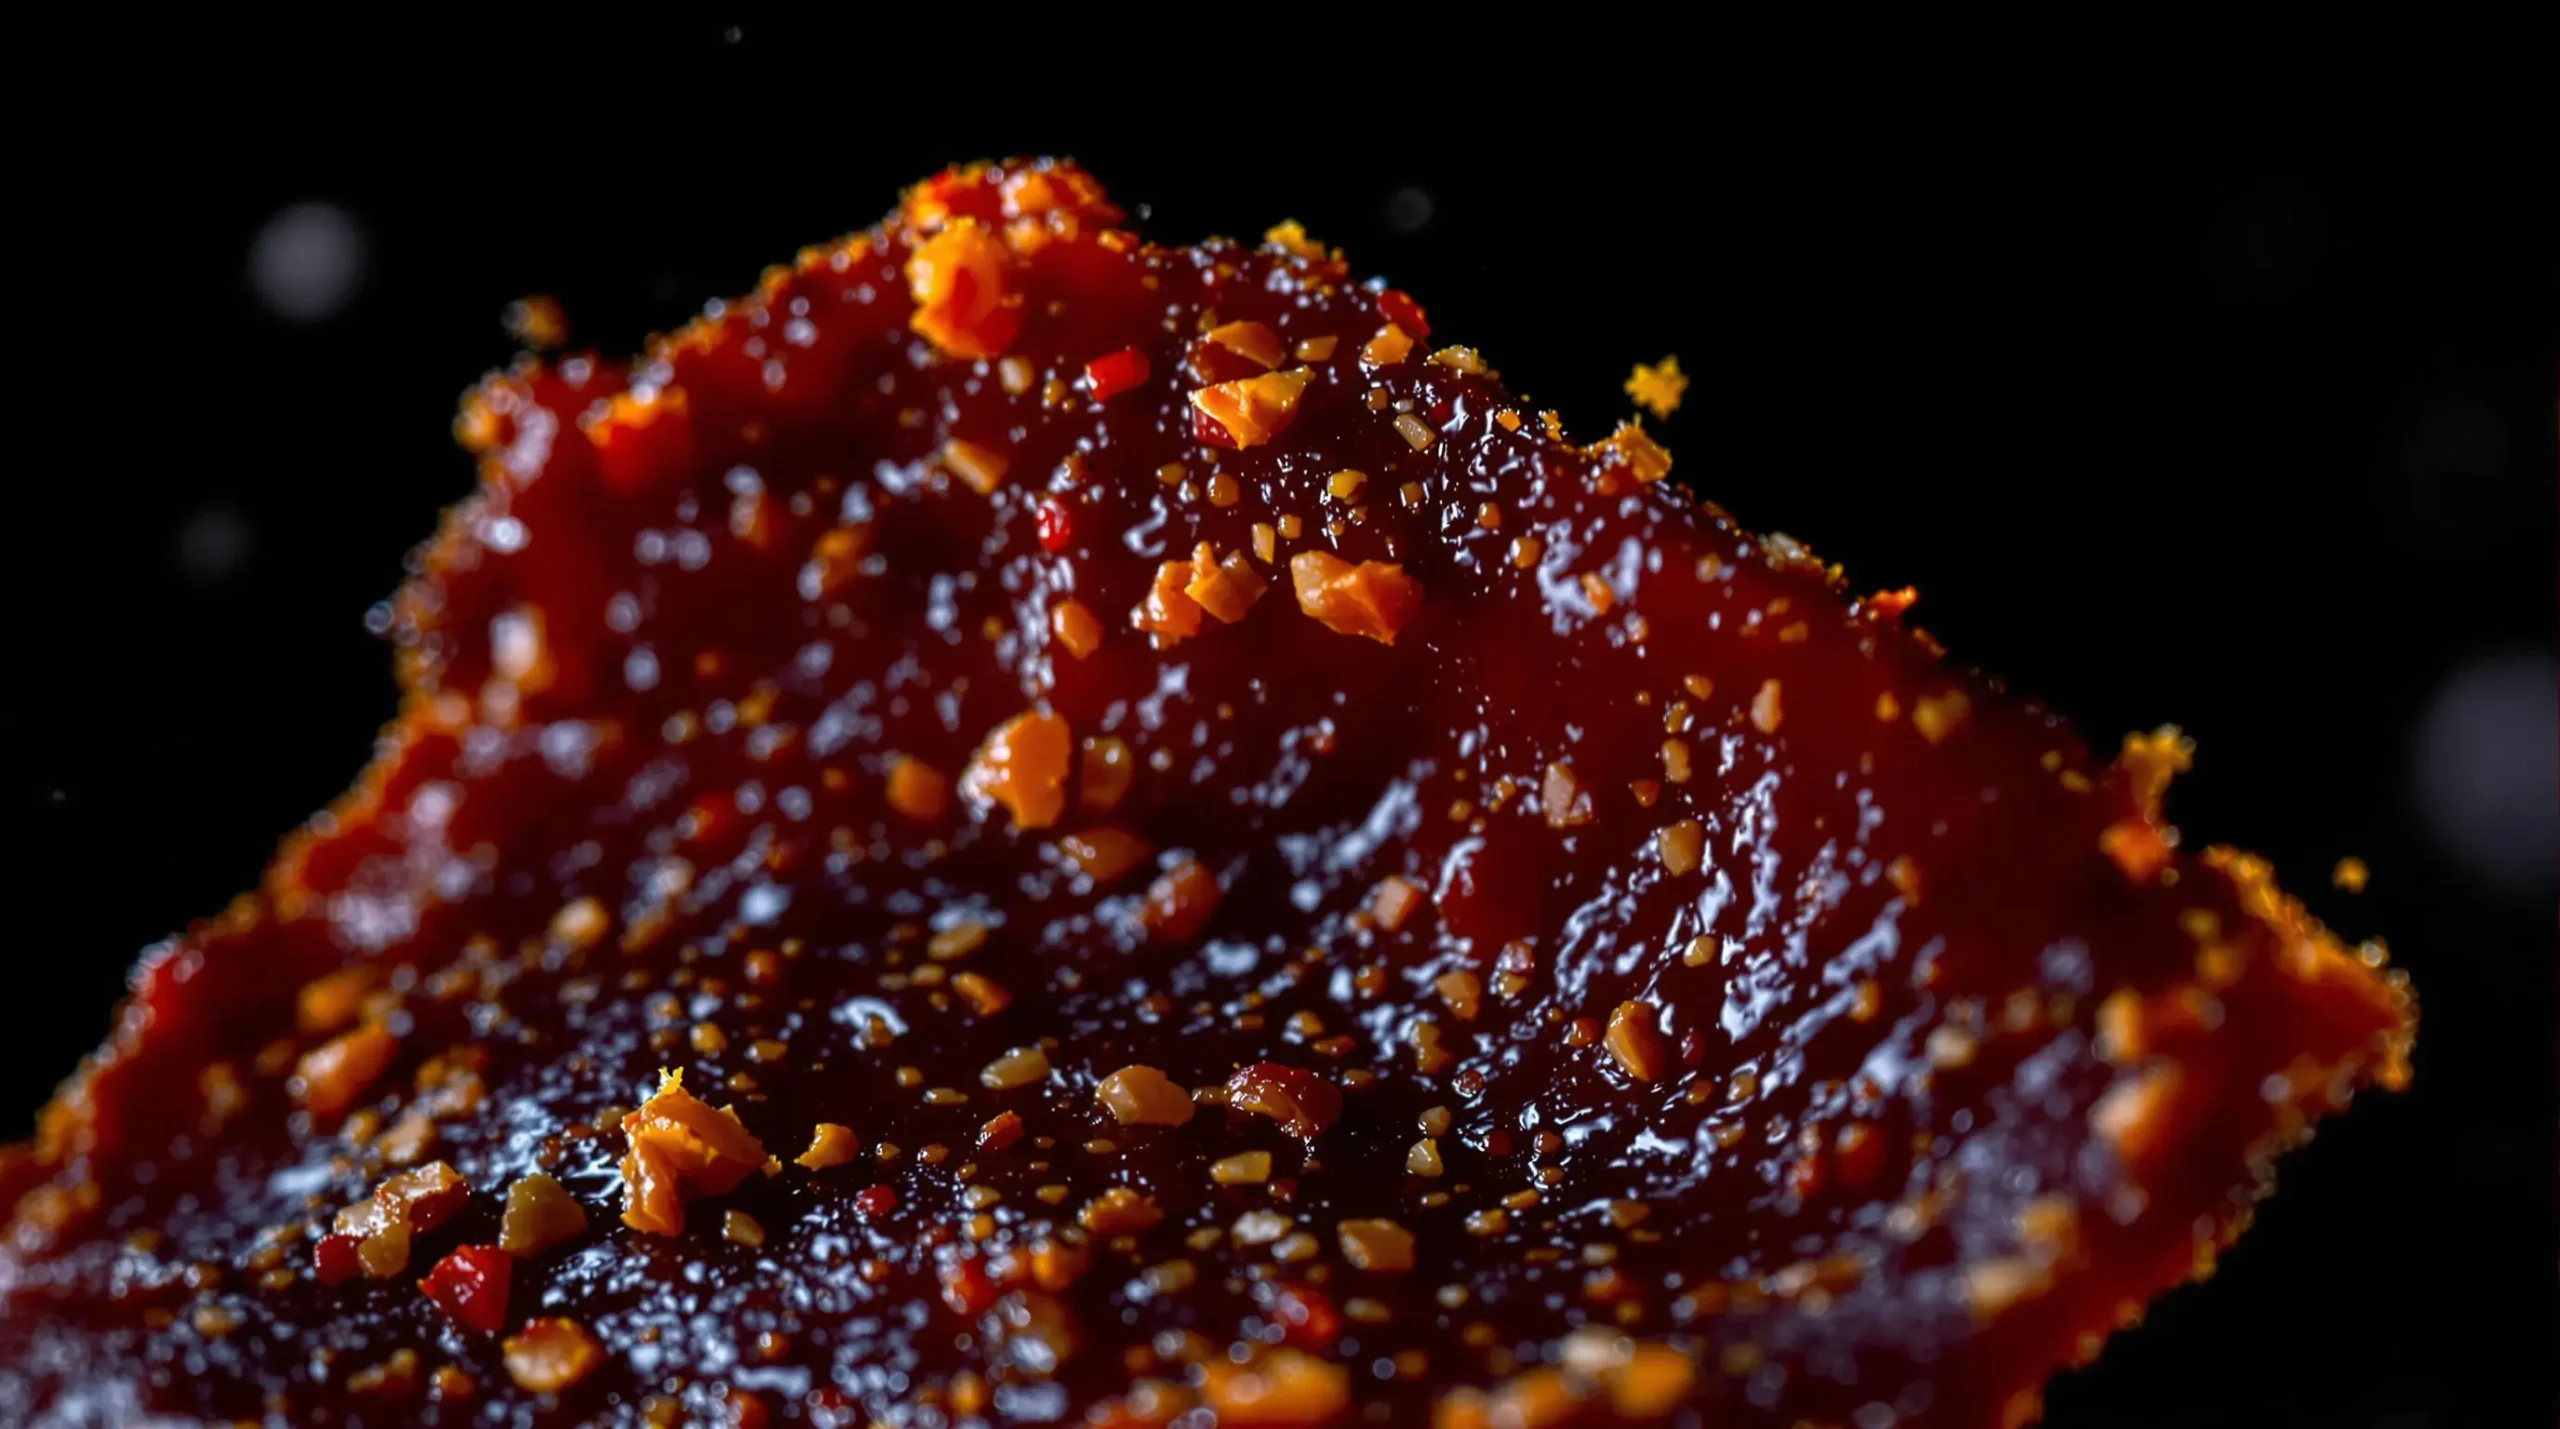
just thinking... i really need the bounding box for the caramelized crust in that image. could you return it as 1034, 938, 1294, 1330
0, 160, 2409, 1427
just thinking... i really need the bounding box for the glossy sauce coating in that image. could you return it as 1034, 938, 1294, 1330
0, 161, 2411, 1428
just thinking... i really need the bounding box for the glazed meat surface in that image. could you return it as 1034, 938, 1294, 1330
0, 161, 2410, 1428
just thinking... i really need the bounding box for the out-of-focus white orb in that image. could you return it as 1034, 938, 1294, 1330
2411, 651, 2559, 896
249, 201, 366, 324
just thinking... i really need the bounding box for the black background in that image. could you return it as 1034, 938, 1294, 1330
20, 17, 2557, 1428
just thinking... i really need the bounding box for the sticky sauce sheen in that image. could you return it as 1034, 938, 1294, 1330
0, 161, 2410, 1429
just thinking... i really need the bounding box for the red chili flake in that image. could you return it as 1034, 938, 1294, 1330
853, 1185, 898, 1219
1270, 1281, 1341, 1351
1786, 1155, 1825, 1201
1035, 497, 1073, 554
978, 1110, 1025, 1152
1377, 289, 1430, 340
1189, 402, 1237, 450
1834, 1122, 1885, 1187
314, 1233, 362, 1287
1225, 1062, 1344, 1140
1083, 347, 1151, 403
938, 1253, 997, 1316
417, 1244, 512, 1335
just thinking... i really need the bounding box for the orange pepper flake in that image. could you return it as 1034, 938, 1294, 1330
1190, 367, 1312, 449
1212, 1151, 1274, 1185
1049, 598, 1104, 659
2118, 727, 2196, 817
346, 1349, 419, 1397
1661, 738, 1693, 784
939, 437, 1010, 495
796, 1123, 859, 1170
1078, 736, 1135, 812
295, 967, 373, 1037
1361, 323, 1415, 368
1434, 970, 1484, 1022
2096, 988, 2148, 1065
548, 895, 608, 950
502, 1316, 604, 1394
1183, 543, 1269, 624
1657, 819, 1705, 877
1393, 413, 1436, 450
2091, 1065, 2181, 1172
1867, 585, 1920, 620
618, 1070, 768, 1236
2099, 819, 2171, 884
1407, 1138, 1446, 1177
980, 1045, 1052, 1090
498, 1173, 589, 1257
904, 222, 1018, 360
952, 971, 1011, 1017
1135, 559, 1207, 645
1096, 1065, 1197, 1127
1886, 855, 1925, 904
1510, 535, 1543, 569
927, 921, 989, 961
1140, 859, 1221, 943
1201, 1349, 1349, 1425
1426, 345, 1490, 376
332, 1160, 469, 1279
1327, 469, 1368, 499
1494, 408, 1524, 432
1288, 552, 1423, 644
1624, 356, 1688, 420
1336, 1218, 1417, 1273
1911, 690, 1972, 745
1875, 691, 1902, 723
1750, 679, 1785, 735
294, 1021, 399, 1120
1263, 219, 1327, 259
805, 524, 873, 600
2332, 857, 2369, 893
884, 755, 951, 822
1596, 421, 1674, 484
1079, 1186, 1165, 1236
1580, 571, 1616, 615
1605, 1342, 1698, 1417
1368, 874, 1428, 932
1294, 334, 1338, 362
1542, 762, 1594, 829
1206, 320, 1285, 371
1251, 522, 1279, 563
1605, 1001, 1667, 1084
1226, 1062, 1345, 1140
963, 710, 1074, 831
1059, 827, 1154, 883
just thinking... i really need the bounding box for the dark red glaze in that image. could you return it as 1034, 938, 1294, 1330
0, 160, 2410, 1428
